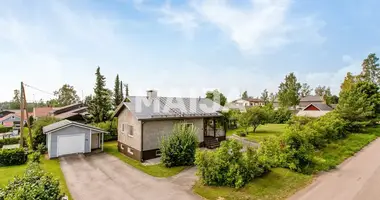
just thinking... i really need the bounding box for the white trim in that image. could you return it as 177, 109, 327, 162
101, 132, 104, 151
127, 147, 133, 155
89, 129, 92, 152
156, 150, 161, 156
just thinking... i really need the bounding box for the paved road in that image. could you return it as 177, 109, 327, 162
289, 138, 380, 200
60, 153, 200, 200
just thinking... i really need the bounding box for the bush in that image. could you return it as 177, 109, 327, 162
31, 117, 59, 150
288, 116, 315, 127
272, 108, 292, 124
160, 123, 199, 167
0, 148, 27, 166
0, 163, 62, 200
29, 151, 41, 163
0, 137, 20, 148
238, 131, 246, 137
93, 118, 117, 141
257, 137, 287, 168
36, 143, 47, 154
0, 126, 12, 133
195, 140, 269, 188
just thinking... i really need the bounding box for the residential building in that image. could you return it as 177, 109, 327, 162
49, 103, 89, 122
113, 90, 226, 162
296, 103, 333, 118
299, 95, 324, 108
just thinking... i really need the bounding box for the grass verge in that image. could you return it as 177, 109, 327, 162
193, 168, 313, 200
104, 141, 185, 177
227, 124, 287, 142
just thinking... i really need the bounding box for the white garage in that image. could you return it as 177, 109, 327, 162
43, 120, 107, 158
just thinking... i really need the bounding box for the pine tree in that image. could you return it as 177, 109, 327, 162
125, 84, 129, 96
241, 91, 248, 99
114, 74, 121, 107
120, 81, 124, 102
89, 67, 112, 123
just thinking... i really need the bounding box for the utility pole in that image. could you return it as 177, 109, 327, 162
20, 82, 33, 148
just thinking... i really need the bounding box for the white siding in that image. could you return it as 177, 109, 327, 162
117, 108, 142, 151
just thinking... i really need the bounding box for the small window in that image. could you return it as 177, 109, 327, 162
156, 150, 161, 156
127, 147, 133, 155
128, 125, 133, 137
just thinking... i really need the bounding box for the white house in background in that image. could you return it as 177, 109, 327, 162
43, 120, 107, 159
296, 103, 333, 118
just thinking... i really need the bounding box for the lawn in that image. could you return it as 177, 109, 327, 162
227, 124, 287, 142
0, 157, 72, 200
193, 168, 313, 200
104, 141, 185, 177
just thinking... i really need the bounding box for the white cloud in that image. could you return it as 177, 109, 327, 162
155, 0, 325, 54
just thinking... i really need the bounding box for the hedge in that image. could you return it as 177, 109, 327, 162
0, 137, 20, 148
0, 126, 12, 133
0, 148, 27, 166
93, 119, 117, 141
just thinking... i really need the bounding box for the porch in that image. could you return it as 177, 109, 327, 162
203, 117, 226, 149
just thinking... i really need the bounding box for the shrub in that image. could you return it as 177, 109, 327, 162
0, 137, 20, 148
288, 116, 315, 127
31, 117, 59, 150
29, 151, 41, 163
160, 123, 199, 167
93, 118, 117, 141
238, 131, 246, 137
0, 163, 62, 200
272, 107, 292, 124
36, 143, 47, 154
257, 136, 287, 168
195, 140, 269, 188
0, 148, 27, 166
0, 126, 12, 133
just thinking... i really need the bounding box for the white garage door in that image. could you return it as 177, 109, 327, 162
57, 134, 85, 157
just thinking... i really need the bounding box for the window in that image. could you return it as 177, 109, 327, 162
156, 150, 161, 156
127, 147, 133, 155
128, 125, 133, 137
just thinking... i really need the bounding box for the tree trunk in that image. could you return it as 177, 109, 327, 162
253, 126, 257, 133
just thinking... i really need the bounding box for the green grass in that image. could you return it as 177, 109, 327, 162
314, 133, 377, 171
227, 124, 287, 142
0, 157, 72, 199
104, 141, 185, 177
193, 168, 313, 200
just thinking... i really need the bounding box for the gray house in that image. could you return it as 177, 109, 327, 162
113, 90, 226, 162
43, 120, 107, 159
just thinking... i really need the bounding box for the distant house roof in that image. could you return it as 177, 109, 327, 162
300, 95, 324, 102
33, 107, 54, 118
114, 96, 223, 120
43, 120, 107, 134
303, 103, 333, 111
232, 98, 263, 103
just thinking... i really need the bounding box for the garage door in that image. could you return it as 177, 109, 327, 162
57, 134, 85, 156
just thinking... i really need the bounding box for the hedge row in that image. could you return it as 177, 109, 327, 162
0, 126, 12, 133
0, 148, 27, 166
0, 138, 20, 148
196, 140, 270, 188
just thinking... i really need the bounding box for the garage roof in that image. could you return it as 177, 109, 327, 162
43, 120, 108, 134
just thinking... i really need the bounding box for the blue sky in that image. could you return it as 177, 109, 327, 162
0, 0, 379, 102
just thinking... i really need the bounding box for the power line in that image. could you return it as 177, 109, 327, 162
23, 83, 56, 97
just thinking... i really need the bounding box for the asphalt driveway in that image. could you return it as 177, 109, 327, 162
289, 138, 380, 200
59, 153, 200, 200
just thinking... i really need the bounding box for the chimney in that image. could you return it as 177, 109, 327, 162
147, 90, 157, 99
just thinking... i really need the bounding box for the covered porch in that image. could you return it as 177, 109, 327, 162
90, 130, 105, 151
203, 117, 226, 148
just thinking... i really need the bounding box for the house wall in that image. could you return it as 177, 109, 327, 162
0, 114, 21, 124
304, 105, 320, 111
48, 126, 93, 158
117, 107, 142, 160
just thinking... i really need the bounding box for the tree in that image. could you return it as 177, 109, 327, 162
260, 89, 269, 105
9, 90, 21, 109
46, 99, 60, 107
53, 84, 80, 106
277, 73, 302, 108
269, 92, 276, 103
314, 85, 332, 104
113, 74, 122, 108
341, 72, 357, 92
242, 91, 248, 99
330, 95, 339, 104
238, 111, 251, 134
124, 84, 129, 97
300, 83, 311, 97
206, 90, 227, 106
247, 107, 268, 132
120, 81, 124, 101
88, 67, 112, 123
360, 53, 379, 85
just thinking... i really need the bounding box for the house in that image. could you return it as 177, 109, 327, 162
0, 113, 24, 127
49, 103, 89, 122
231, 98, 265, 107
296, 103, 333, 118
113, 90, 226, 162
33, 106, 55, 119
0, 109, 16, 118
43, 120, 107, 158
299, 95, 324, 108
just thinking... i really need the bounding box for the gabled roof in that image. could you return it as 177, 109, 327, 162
43, 120, 107, 134
300, 95, 324, 102
114, 96, 223, 120
33, 107, 54, 118
303, 103, 333, 111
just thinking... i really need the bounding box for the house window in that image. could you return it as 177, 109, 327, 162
156, 150, 161, 156
128, 125, 133, 137
127, 147, 133, 155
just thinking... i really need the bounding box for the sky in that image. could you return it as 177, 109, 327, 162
0, 0, 379, 102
